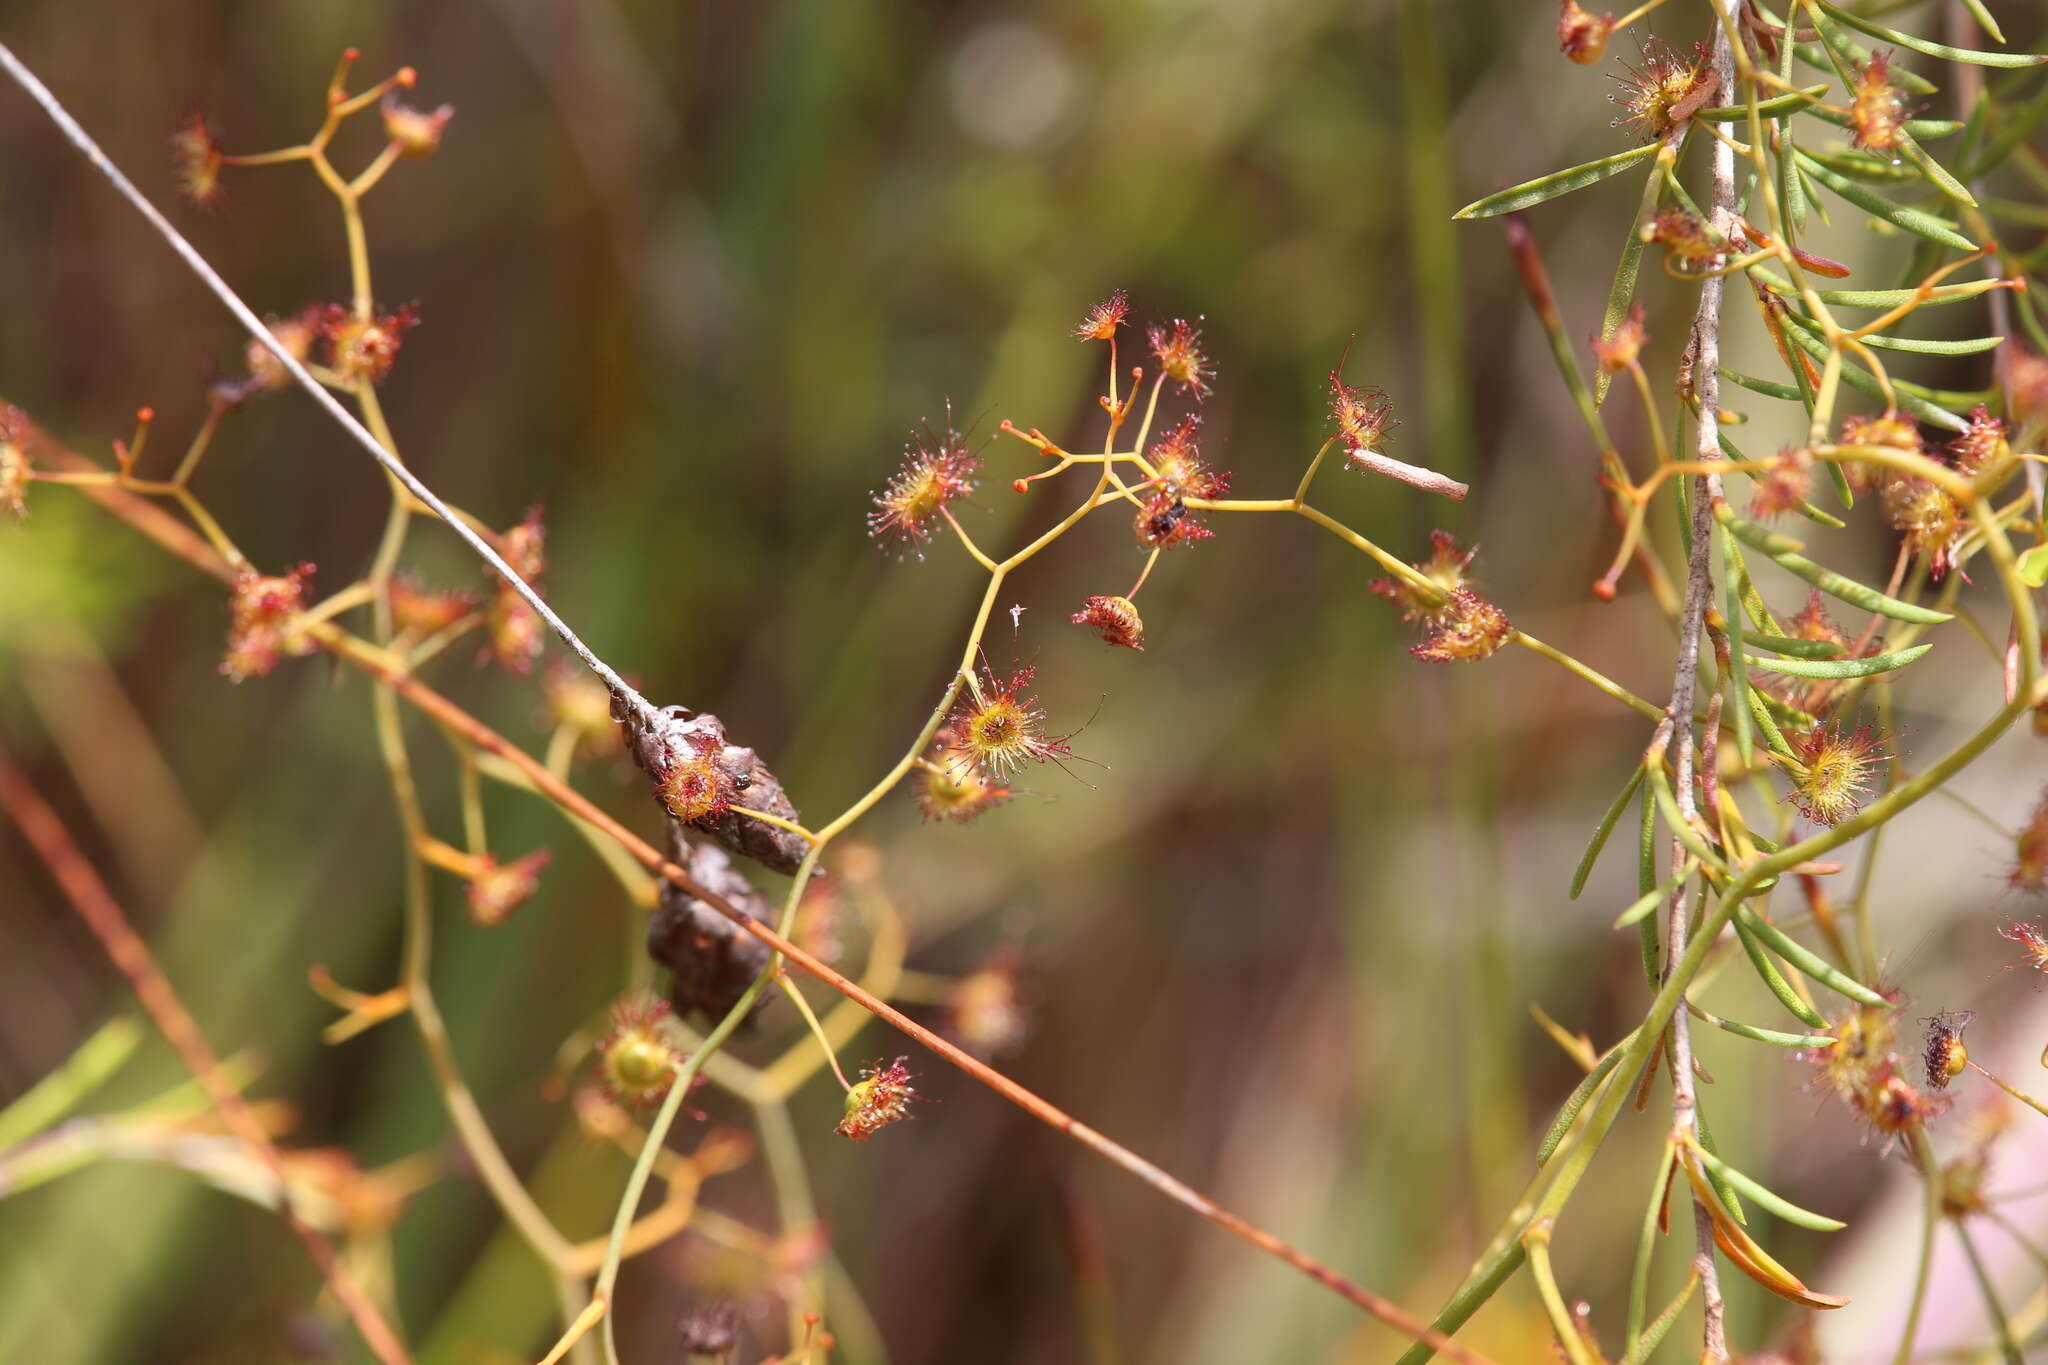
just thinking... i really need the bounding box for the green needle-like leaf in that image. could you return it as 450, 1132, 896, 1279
1815, 1, 2046, 67
1453, 144, 1660, 219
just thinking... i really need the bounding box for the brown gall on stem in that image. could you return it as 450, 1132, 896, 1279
625, 706, 809, 875
646, 826, 775, 1027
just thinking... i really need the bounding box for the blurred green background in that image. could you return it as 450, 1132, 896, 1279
3, 2, 2047, 1362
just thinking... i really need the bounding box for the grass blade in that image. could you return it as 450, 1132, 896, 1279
1572, 765, 1646, 899
1958, 0, 2004, 43
1778, 304, 2001, 355
1746, 643, 1932, 679
1722, 514, 1954, 624
1735, 914, 1831, 1028
1536, 1040, 1630, 1166
1769, 309, 1970, 430
1725, 555, 1755, 766
1596, 153, 1668, 404
1695, 1011, 1837, 1050
1793, 149, 1976, 251
1696, 86, 1830, 122
1752, 266, 2004, 311
1623, 1275, 1699, 1365
1786, 15, 1937, 93
1737, 904, 1892, 1007
1453, 143, 1659, 219
1814, 0, 2045, 67
1738, 631, 1847, 660
1613, 860, 1694, 929
1898, 128, 1978, 208
1724, 368, 1801, 401
1690, 1143, 1848, 1231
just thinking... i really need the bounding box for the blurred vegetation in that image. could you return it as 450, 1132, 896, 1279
2, 2, 2046, 1363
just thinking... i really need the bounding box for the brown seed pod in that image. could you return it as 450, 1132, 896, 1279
646, 825, 774, 1027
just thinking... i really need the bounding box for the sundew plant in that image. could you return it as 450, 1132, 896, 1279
2, 2, 2048, 1362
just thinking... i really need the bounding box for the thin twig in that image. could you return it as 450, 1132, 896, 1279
1660, 15, 1739, 1361
0, 744, 413, 1365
